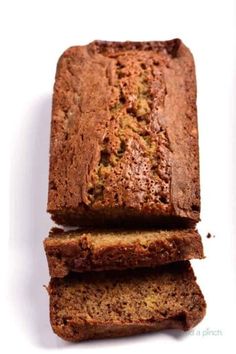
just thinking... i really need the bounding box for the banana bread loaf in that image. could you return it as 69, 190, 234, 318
44, 227, 204, 277
47, 39, 200, 227
48, 261, 206, 341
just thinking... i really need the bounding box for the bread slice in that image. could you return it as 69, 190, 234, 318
44, 228, 204, 277
48, 261, 206, 341
48, 39, 200, 228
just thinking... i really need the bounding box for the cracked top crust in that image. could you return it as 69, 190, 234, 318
48, 39, 200, 227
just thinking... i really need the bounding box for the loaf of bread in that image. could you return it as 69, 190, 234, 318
47, 39, 200, 227
44, 227, 204, 277
48, 261, 206, 341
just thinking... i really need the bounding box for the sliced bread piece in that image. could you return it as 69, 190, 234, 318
48, 261, 206, 341
44, 228, 204, 277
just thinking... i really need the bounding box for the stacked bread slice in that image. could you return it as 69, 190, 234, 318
44, 39, 206, 341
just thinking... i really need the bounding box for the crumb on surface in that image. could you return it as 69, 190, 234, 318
206, 233, 215, 239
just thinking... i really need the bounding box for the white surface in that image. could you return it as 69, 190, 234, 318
2, 0, 236, 352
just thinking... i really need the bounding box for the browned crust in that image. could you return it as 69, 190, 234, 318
47, 39, 200, 227
49, 317, 191, 342
44, 228, 204, 277
48, 262, 206, 341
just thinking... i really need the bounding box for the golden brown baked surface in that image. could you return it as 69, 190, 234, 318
44, 228, 204, 277
48, 261, 206, 341
47, 39, 200, 227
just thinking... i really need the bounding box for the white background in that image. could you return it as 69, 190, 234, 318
1, 0, 236, 352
